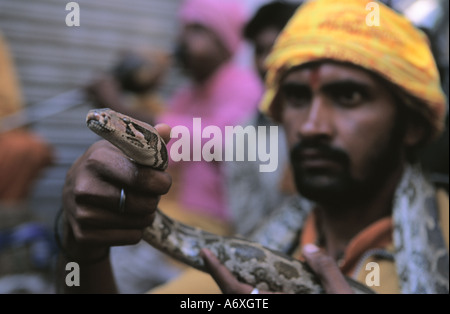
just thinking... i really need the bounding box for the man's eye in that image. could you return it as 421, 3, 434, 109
189, 24, 208, 34
334, 89, 365, 107
281, 86, 311, 108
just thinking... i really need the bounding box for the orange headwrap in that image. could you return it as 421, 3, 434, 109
261, 0, 447, 140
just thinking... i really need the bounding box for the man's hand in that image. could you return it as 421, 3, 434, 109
200, 248, 255, 294
201, 243, 354, 294
61, 124, 172, 261
301, 244, 354, 294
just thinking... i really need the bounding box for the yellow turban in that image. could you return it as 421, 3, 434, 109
261, 0, 447, 140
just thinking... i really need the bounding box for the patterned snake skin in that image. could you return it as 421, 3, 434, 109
86, 108, 375, 294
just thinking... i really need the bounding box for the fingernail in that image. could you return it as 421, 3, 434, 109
303, 243, 320, 254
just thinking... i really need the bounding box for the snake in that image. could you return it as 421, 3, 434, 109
86, 108, 375, 294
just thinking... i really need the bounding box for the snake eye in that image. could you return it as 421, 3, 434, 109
122, 117, 130, 124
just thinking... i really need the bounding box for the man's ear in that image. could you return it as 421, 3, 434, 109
403, 119, 426, 147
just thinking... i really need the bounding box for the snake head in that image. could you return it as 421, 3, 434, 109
86, 108, 168, 170
86, 108, 115, 133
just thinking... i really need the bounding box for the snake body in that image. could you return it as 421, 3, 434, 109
86, 108, 374, 294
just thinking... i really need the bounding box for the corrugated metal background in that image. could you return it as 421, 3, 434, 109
0, 0, 185, 226
0, 0, 184, 102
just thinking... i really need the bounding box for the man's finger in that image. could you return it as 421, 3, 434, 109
200, 248, 252, 294
302, 244, 354, 294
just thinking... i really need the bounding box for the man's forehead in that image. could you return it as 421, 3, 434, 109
282, 62, 379, 86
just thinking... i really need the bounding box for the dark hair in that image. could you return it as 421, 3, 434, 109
388, 88, 433, 163
243, 1, 301, 41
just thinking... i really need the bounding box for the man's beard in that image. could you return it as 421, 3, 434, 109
290, 129, 404, 209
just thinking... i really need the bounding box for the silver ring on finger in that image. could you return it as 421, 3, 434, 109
119, 188, 126, 213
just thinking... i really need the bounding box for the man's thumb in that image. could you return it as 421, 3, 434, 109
302, 243, 354, 294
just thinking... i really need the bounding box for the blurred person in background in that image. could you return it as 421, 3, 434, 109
86, 48, 170, 125
155, 0, 263, 235
0, 31, 53, 208
224, 0, 300, 237
244, 1, 300, 82
0, 30, 55, 293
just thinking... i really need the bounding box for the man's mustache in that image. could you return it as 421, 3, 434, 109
290, 139, 350, 167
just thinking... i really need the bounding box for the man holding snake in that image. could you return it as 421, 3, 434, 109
58, 0, 448, 294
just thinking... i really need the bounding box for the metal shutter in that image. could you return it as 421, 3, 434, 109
0, 0, 183, 225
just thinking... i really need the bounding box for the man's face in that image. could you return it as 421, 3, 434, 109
280, 63, 404, 206
176, 23, 229, 82
253, 26, 281, 80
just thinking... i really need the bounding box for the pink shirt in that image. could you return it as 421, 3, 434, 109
158, 61, 263, 221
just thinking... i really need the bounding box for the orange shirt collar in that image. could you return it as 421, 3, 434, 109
298, 210, 393, 276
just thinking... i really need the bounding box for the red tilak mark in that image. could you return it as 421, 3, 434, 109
309, 68, 321, 91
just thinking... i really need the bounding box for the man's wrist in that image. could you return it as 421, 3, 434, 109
54, 207, 110, 265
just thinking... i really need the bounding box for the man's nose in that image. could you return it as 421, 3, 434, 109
298, 97, 335, 140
